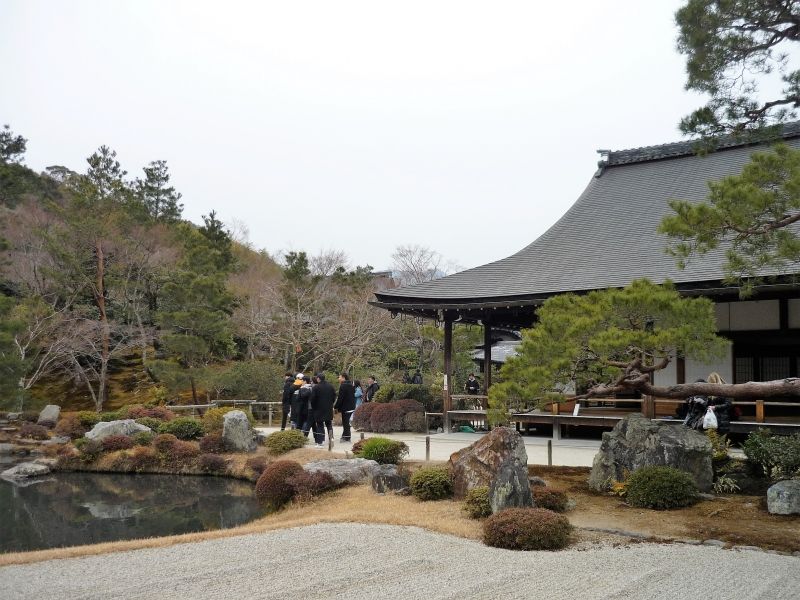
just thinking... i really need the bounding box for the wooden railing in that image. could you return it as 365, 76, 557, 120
171, 400, 283, 426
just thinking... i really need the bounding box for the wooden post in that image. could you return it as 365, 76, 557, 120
425, 436, 430, 461
268, 404, 273, 427
642, 396, 655, 419
551, 402, 560, 415
360, 432, 365, 440
443, 318, 453, 430
756, 399, 765, 423
547, 439, 552, 466
482, 321, 492, 406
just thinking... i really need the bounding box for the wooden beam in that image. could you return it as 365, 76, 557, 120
482, 321, 492, 405
756, 399, 765, 423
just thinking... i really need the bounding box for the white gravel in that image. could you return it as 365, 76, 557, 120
1, 524, 798, 599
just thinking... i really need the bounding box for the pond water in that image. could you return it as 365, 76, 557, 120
0, 466, 265, 553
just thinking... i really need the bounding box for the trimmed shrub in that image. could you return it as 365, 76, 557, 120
198, 453, 228, 474
101, 435, 135, 452
403, 411, 427, 433
132, 431, 154, 446
265, 429, 307, 455
245, 456, 269, 476
625, 466, 699, 510
369, 403, 404, 433
350, 438, 368, 454
410, 466, 453, 501
373, 383, 438, 411
352, 403, 377, 430
483, 508, 573, 551
199, 433, 226, 454
129, 446, 159, 471
255, 460, 304, 508
153, 433, 179, 454
135, 417, 163, 431
742, 429, 800, 480
463, 486, 492, 519
355, 437, 409, 464
74, 437, 103, 462
202, 407, 255, 433
287, 470, 338, 502
124, 405, 175, 421
166, 440, 201, 465
99, 411, 121, 422
19, 422, 49, 440
54, 416, 87, 440
532, 487, 569, 513
76, 411, 101, 428
158, 417, 204, 440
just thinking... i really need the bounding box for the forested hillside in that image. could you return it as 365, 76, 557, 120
0, 125, 476, 412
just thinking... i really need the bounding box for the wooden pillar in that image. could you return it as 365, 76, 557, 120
443, 318, 453, 419
482, 321, 492, 406
756, 399, 765, 423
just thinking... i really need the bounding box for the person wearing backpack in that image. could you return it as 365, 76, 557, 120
365, 376, 380, 402
292, 375, 313, 437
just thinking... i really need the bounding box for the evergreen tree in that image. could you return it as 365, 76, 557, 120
134, 160, 183, 222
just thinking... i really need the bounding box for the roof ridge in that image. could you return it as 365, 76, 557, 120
600, 121, 800, 167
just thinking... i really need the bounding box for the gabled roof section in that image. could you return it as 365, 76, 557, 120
376, 125, 800, 304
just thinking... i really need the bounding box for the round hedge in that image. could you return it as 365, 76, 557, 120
532, 487, 569, 513
255, 460, 305, 509
483, 508, 573, 551
625, 466, 699, 510
198, 453, 228, 474
199, 433, 226, 454
157, 417, 204, 440
463, 486, 492, 519
410, 466, 453, 501
265, 429, 307, 455
355, 437, 409, 464
101, 434, 135, 452
153, 433, 179, 454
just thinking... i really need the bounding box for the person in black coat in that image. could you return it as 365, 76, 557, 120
365, 376, 380, 402
706, 372, 733, 435
291, 376, 313, 436
310, 373, 336, 448
281, 371, 296, 430
334, 372, 356, 442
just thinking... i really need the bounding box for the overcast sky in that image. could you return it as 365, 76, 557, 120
2, 0, 707, 272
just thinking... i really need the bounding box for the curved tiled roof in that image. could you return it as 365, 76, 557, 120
376, 127, 800, 304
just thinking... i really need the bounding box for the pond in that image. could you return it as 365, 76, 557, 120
0, 466, 265, 553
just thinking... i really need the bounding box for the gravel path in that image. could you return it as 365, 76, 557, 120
2, 524, 798, 599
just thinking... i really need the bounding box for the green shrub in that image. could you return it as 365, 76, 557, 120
198, 453, 228, 474
403, 411, 427, 433
463, 486, 492, 519
99, 411, 121, 422
202, 407, 255, 433
355, 437, 409, 464
135, 417, 163, 431
101, 435, 135, 452
532, 487, 569, 512
132, 431, 154, 446
158, 417, 204, 440
373, 383, 439, 411
255, 460, 304, 508
74, 437, 103, 462
625, 466, 699, 510
76, 411, 101, 428
199, 433, 226, 454
410, 466, 453, 501
54, 416, 87, 440
483, 508, 573, 550
265, 429, 307, 455
19, 422, 49, 440
706, 429, 733, 462
742, 430, 800, 480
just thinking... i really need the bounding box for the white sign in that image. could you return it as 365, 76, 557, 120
572, 403, 580, 416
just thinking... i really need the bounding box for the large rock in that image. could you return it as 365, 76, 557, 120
304, 458, 380, 485
449, 427, 533, 513
767, 479, 800, 515
588, 414, 713, 492
371, 464, 409, 494
1, 461, 51, 480
222, 410, 256, 452
85, 419, 152, 441
37, 404, 61, 425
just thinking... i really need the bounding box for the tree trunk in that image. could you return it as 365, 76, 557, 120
190, 376, 197, 404
583, 377, 800, 400
95, 240, 110, 411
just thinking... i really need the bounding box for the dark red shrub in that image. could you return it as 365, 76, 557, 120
199, 433, 226, 454
245, 456, 269, 476
101, 435, 135, 452
255, 460, 304, 508
483, 508, 573, 551
350, 438, 368, 454
532, 487, 569, 513
38, 419, 57, 429
153, 433, 179, 454
369, 403, 404, 433
19, 422, 49, 440
403, 411, 427, 433
20, 411, 39, 423
125, 405, 176, 421
198, 453, 228, 474
287, 470, 338, 502
393, 399, 424, 414
352, 403, 377, 430
168, 440, 200, 465
129, 446, 159, 471
54, 416, 87, 440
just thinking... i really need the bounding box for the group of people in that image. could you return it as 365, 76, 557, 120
401, 370, 423, 385
280, 372, 381, 448
678, 372, 735, 434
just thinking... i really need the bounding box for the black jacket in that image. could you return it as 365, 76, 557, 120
310, 380, 336, 421
365, 382, 380, 402
282, 379, 295, 404
291, 384, 312, 424
709, 396, 733, 434
335, 380, 356, 413
465, 378, 480, 394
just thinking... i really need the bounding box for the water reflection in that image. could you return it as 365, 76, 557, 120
0, 472, 264, 553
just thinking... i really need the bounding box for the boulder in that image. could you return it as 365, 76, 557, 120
588, 414, 713, 492
1, 461, 51, 480
85, 419, 152, 441
0, 443, 15, 455
371, 464, 409, 494
7, 413, 20, 421
529, 476, 547, 487
37, 405, 61, 425
304, 458, 380, 485
449, 427, 533, 513
767, 479, 800, 515
222, 410, 256, 452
